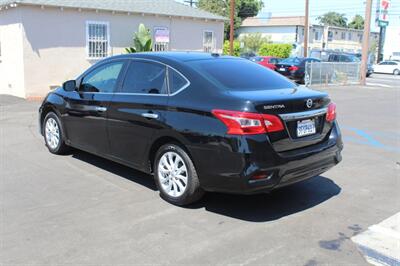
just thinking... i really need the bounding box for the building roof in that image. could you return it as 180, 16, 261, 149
0, 0, 226, 21
241, 16, 306, 27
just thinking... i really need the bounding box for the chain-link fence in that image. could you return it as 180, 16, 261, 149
305, 62, 361, 86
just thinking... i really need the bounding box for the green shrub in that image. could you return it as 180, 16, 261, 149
125, 23, 152, 53
258, 43, 292, 58
223, 40, 241, 57
240, 33, 271, 53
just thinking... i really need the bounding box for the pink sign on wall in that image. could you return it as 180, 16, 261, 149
154, 27, 170, 43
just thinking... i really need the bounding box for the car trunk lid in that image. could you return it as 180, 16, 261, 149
227, 87, 333, 152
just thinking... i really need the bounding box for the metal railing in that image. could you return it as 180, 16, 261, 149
305, 62, 361, 86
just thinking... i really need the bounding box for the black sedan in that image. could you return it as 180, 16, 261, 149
275, 57, 321, 84
39, 52, 343, 206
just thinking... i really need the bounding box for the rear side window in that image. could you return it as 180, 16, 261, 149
121, 61, 167, 94
281, 57, 302, 64
80, 62, 124, 93
168, 68, 189, 94
191, 59, 296, 90
269, 58, 279, 64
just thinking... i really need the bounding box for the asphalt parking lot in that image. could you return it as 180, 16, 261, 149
1, 80, 399, 265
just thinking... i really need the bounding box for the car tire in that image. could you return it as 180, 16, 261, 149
43, 112, 70, 154
154, 144, 204, 206
393, 69, 400, 75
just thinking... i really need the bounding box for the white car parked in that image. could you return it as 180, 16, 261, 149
373, 61, 400, 75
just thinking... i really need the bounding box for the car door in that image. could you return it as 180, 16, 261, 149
63, 60, 126, 155
375, 62, 387, 73
106, 59, 169, 170
388, 62, 398, 73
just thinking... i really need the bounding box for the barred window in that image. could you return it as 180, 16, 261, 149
203, 31, 214, 53
86, 21, 109, 59
154, 42, 169, 52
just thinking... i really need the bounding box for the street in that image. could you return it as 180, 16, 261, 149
367, 73, 400, 88
1, 84, 399, 265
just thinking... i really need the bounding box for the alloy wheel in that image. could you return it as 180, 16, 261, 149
157, 151, 188, 197
45, 117, 60, 150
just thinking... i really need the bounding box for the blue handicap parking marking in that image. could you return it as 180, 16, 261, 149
341, 126, 400, 153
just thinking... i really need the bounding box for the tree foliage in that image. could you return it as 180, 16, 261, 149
125, 23, 152, 53
240, 33, 271, 53
197, 0, 263, 39
258, 43, 292, 58
238, 0, 264, 18
348, 14, 364, 30
317, 12, 347, 27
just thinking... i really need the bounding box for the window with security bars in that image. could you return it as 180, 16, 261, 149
86, 21, 109, 59
154, 42, 169, 52
203, 31, 214, 53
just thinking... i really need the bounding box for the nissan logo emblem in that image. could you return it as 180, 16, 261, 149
306, 99, 313, 108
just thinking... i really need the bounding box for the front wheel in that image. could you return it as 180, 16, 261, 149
154, 144, 204, 206
43, 112, 70, 154
393, 69, 400, 75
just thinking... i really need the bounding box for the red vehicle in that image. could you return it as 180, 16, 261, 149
250, 56, 281, 70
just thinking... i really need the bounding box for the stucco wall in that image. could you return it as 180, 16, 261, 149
0, 8, 25, 98
18, 5, 224, 97
238, 26, 298, 43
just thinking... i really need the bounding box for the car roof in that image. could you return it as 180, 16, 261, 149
107, 52, 238, 63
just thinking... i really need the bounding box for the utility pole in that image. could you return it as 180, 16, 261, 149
304, 0, 309, 57
360, 0, 373, 85
229, 0, 235, 55
184, 0, 197, 7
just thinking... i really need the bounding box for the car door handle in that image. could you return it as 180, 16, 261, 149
141, 113, 159, 119
95, 106, 107, 112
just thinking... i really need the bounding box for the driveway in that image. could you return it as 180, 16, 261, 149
1, 84, 399, 265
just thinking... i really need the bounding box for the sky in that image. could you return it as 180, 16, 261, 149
178, 0, 400, 29
258, 0, 400, 29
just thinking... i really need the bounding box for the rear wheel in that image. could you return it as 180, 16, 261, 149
154, 144, 204, 206
393, 69, 400, 75
43, 112, 70, 154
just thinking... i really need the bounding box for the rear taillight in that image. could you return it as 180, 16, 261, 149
288, 66, 299, 71
326, 102, 336, 122
212, 109, 284, 135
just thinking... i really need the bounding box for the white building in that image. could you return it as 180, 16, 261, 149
238, 16, 379, 55
0, 0, 225, 98
383, 26, 400, 60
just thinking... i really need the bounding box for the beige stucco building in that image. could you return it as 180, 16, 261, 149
0, 0, 225, 98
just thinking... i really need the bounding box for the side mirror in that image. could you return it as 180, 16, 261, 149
63, 80, 76, 91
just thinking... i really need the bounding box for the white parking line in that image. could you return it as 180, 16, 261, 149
352, 212, 400, 266
366, 83, 393, 88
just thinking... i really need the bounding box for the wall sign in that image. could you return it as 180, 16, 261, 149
154, 27, 170, 43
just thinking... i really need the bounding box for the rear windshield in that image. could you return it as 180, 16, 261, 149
281, 57, 302, 64
250, 57, 263, 62
190, 58, 296, 90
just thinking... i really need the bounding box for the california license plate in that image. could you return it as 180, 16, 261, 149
279, 68, 286, 71
297, 119, 316, 137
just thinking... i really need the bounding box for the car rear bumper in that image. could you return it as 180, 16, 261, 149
188, 121, 343, 194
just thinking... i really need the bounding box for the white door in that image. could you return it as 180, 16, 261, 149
375, 62, 388, 73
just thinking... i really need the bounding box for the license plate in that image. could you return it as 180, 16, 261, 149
279, 68, 286, 71
297, 119, 316, 137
